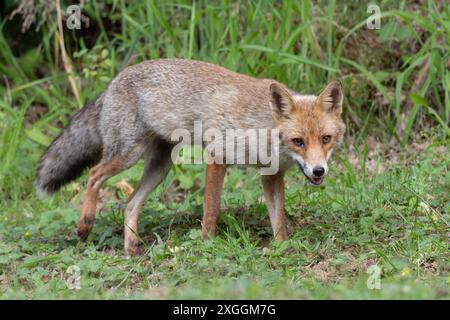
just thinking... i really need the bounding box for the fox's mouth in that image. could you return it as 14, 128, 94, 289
297, 162, 324, 186
309, 176, 324, 185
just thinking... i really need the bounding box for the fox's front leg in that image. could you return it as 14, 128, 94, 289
201, 163, 227, 240
262, 172, 287, 241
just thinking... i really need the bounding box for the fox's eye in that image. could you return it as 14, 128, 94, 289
322, 135, 332, 144
292, 138, 305, 148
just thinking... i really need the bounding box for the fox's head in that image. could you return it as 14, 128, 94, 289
269, 80, 345, 185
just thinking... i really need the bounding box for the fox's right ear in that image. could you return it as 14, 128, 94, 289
317, 80, 343, 115
269, 83, 295, 120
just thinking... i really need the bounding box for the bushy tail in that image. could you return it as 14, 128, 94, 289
36, 95, 104, 197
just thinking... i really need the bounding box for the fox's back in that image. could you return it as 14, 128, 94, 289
102, 59, 276, 139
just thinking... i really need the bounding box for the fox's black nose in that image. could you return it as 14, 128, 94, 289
313, 166, 325, 177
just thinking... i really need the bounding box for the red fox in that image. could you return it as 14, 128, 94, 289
36, 59, 345, 256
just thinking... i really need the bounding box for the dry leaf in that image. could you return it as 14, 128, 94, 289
116, 179, 134, 197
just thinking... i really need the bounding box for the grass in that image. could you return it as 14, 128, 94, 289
0, 0, 449, 299
0, 143, 448, 299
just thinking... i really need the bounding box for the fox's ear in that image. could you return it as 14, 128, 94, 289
317, 80, 343, 115
269, 83, 295, 120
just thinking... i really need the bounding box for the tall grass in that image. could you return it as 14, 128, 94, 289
0, 0, 449, 199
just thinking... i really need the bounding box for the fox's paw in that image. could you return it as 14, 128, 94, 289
76, 217, 94, 241
124, 240, 144, 258
274, 227, 288, 242
201, 226, 217, 241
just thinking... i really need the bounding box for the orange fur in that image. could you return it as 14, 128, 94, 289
77, 156, 126, 240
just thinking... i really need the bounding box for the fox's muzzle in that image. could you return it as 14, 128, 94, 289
296, 161, 326, 185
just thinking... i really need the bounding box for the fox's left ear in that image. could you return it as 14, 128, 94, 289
269, 82, 296, 121
317, 80, 343, 115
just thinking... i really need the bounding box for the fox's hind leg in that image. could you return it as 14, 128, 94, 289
124, 139, 173, 257
76, 137, 148, 240
77, 156, 127, 240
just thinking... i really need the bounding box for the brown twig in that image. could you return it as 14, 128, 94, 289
55, 0, 82, 107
